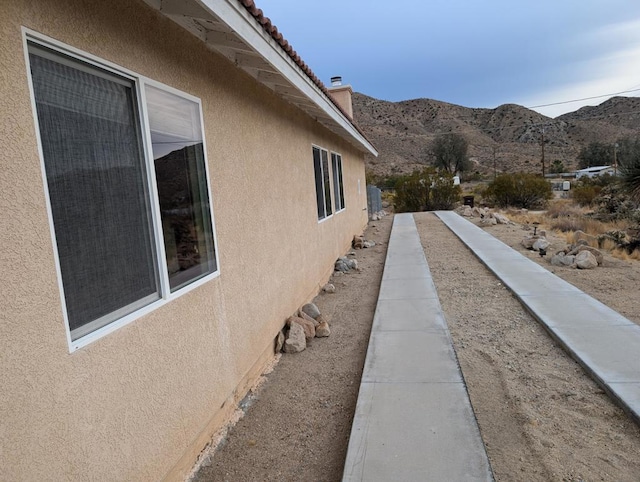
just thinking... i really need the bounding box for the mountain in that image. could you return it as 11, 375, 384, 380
352, 93, 640, 178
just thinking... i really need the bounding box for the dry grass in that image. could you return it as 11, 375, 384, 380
501, 199, 638, 259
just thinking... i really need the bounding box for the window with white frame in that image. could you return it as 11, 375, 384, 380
312, 146, 332, 220
26, 38, 218, 346
331, 152, 345, 212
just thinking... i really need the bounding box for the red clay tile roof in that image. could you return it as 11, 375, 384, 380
237, 0, 373, 146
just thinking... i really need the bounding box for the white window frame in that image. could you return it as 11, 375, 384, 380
22, 29, 221, 352
331, 151, 346, 213
312, 144, 333, 222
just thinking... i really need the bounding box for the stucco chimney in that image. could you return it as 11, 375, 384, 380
327, 75, 353, 120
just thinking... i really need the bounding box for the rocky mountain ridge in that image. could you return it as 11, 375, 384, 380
352, 93, 640, 178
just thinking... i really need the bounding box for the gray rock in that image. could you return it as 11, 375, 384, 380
301, 302, 321, 319
283, 322, 306, 353
522, 235, 539, 249
322, 283, 336, 294
576, 246, 603, 266
550, 254, 565, 267
561, 255, 575, 266
363, 240, 376, 248
335, 259, 349, 272
346, 258, 358, 270
275, 330, 285, 353
493, 213, 510, 225
316, 321, 330, 337
575, 250, 598, 269
462, 206, 473, 217
532, 238, 550, 252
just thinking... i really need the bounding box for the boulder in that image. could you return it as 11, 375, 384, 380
346, 258, 358, 270
576, 246, 603, 266
480, 217, 497, 226
316, 321, 330, 337
575, 250, 598, 269
316, 314, 329, 325
532, 238, 550, 252
322, 283, 336, 294
283, 322, 306, 353
493, 213, 510, 225
522, 235, 540, 249
288, 316, 315, 341
301, 302, 321, 320
561, 254, 575, 266
352, 235, 365, 249
298, 310, 320, 327
462, 206, 473, 217
573, 230, 597, 245
550, 254, 575, 267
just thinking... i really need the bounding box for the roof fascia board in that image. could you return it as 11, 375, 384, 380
197, 0, 377, 156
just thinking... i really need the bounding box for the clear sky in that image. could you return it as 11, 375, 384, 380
257, 1, 640, 118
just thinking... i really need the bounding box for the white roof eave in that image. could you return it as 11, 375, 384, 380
142, 0, 377, 156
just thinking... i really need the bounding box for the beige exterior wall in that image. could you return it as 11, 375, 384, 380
0, 1, 369, 480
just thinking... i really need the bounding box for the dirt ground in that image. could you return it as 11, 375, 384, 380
192, 214, 393, 482
193, 211, 640, 481
415, 212, 640, 481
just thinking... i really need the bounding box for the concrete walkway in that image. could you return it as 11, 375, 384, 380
342, 213, 493, 481
436, 210, 640, 425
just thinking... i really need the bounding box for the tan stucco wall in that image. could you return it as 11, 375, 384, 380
0, 1, 369, 480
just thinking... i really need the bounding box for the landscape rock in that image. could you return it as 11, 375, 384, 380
301, 302, 321, 320
573, 230, 597, 245
315, 321, 330, 337
462, 206, 473, 217
346, 258, 358, 270
352, 235, 365, 249
363, 240, 376, 248
316, 314, 329, 325
493, 213, 510, 225
334, 259, 349, 272
575, 250, 598, 269
275, 330, 285, 353
298, 310, 320, 327
532, 238, 550, 252
522, 235, 540, 249
480, 217, 497, 226
576, 246, 603, 266
322, 283, 336, 294
288, 316, 315, 341
550, 254, 575, 267
283, 322, 306, 353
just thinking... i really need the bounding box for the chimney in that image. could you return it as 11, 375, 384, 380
327, 75, 353, 120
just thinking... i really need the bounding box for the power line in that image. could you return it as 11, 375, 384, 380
525, 87, 640, 109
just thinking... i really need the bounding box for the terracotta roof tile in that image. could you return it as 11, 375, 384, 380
236, 0, 372, 144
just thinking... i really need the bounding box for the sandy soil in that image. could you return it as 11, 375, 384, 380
193, 211, 640, 481
415, 211, 640, 481
192, 215, 393, 482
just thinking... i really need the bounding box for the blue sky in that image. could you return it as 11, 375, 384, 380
257, 1, 640, 117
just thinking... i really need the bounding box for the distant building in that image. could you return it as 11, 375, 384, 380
575, 165, 616, 179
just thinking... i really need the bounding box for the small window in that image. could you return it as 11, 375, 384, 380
27, 38, 218, 347
312, 146, 332, 220
331, 152, 345, 212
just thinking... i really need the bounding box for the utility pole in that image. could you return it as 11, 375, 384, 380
540, 126, 546, 177
492, 145, 497, 180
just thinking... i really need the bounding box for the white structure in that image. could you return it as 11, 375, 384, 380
576, 165, 616, 179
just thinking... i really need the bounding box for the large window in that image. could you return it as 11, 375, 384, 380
331, 152, 345, 212
27, 37, 218, 348
312, 146, 332, 220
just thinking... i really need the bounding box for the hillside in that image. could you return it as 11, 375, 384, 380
352, 93, 640, 178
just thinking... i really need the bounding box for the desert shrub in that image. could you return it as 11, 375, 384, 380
484, 173, 552, 209
571, 184, 599, 206
394, 168, 461, 212
545, 199, 583, 219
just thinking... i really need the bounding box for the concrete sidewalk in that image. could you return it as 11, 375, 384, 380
342, 213, 493, 481
436, 210, 640, 425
